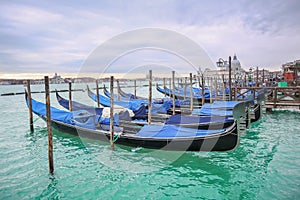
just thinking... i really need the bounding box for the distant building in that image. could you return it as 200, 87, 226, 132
268, 70, 282, 81
250, 68, 275, 84
0, 81, 10, 85
0, 79, 23, 85
31, 79, 44, 84
231, 54, 245, 78
74, 77, 95, 83
282, 60, 300, 82
204, 54, 246, 81
51, 73, 65, 84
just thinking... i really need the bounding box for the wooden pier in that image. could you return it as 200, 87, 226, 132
232, 86, 300, 110
264, 87, 300, 110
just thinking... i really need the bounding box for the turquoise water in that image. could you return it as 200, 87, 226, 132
0, 84, 299, 199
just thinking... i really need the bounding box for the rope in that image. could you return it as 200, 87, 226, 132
110, 134, 119, 143
30, 117, 40, 126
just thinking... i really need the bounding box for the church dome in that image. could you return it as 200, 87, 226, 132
231, 54, 241, 71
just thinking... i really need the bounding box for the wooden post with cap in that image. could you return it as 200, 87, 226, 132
110, 76, 114, 150
27, 80, 34, 132
148, 70, 152, 124
44, 76, 54, 174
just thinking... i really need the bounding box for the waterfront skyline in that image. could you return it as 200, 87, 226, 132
1, 0, 300, 77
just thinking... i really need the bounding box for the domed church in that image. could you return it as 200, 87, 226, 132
232, 54, 242, 72
231, 54, 245, 79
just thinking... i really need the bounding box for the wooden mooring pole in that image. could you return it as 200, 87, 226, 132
172, 71, 175, 115
163, 78, 166, 97
210, 77, 213, 104
222, 74, 225, 100
214, 78, 218, 101
262, 69, 265, 84
110, 76, 114, 150
274, 87, 277, 108
96, 80, 100, 107
117, 80, 120, 101
234, 87, 237, 101
180, 78, 183, 87
27, 80, 34, 132
169, 78, 171, 97
148, 70, 152, 124
69, 82, 72, 111
201, 74, 205, 105
184, 77, 187, 100
256, 66, 259, 87
134, 80, 137, 99
229, 56, 232, 101
189, 73, 193, 111
44, 76, 54, 174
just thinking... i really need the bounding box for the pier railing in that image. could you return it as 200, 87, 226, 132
232, 86, 300, 109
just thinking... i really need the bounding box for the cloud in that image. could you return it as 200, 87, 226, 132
0, 0, 299, 77
239, 0, 300, 35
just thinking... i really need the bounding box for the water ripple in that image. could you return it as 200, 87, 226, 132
1, 88, 299, 199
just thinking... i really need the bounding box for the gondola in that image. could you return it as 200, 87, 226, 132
249, 92, 265, 123
94, 84, 256, 129
104, 84, 148, 102
87, 85, 150, 117
192, 98, 261, 124
103, 84, 190, 112
192, 88, 265, 124
88, 85, 174, 115
156, 84, 211, 105
25, 92, 240, 151
116, 81, 147, 100
87, 85, 249, 129
113, 82, 263, 125
56, 91, 240, 130
116, 81, 170, 101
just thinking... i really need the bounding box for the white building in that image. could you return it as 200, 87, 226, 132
51, 73, 65, 84
204, 54, 245, 81
232, 54, 245, 76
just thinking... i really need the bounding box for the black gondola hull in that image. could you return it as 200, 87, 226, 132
46, 117, 239, 152
251, 104, 261, 123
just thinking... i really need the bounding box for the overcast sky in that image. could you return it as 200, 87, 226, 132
0, 0, 300, 78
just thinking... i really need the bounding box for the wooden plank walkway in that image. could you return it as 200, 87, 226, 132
232, 86, 300, 110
